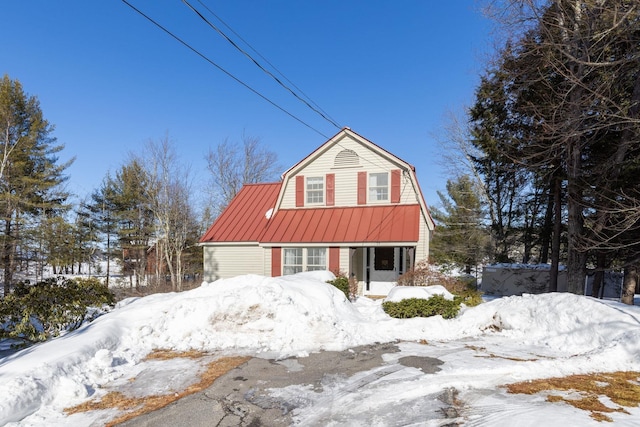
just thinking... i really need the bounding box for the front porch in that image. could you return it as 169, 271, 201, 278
348, 246, 415, 296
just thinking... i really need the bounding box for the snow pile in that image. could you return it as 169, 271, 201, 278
1, 272, 640, 425
467, 293, 640, 349
384, 285, 454, 302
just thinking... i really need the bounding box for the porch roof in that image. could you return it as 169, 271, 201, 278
260, 205, 421, 244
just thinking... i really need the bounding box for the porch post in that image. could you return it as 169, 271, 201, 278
349, 247, 356, 280
365, 247, 371, 291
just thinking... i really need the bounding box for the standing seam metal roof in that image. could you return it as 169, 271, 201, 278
200, 182, 421, 244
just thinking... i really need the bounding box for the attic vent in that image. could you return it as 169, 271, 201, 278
334, 149, 359, 167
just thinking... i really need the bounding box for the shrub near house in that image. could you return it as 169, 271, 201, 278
383, 266, 483, 319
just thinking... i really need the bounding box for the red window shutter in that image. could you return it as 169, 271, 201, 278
295, 175, 304, 207
271, 247, 281, 277
326, 173, 335, 206
391, 169, 401, 203
357, 172, 367, 205
329, 247, 340, 272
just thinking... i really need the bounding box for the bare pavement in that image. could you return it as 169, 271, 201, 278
117, 343, 453, 427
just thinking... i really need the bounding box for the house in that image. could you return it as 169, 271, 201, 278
199, 128, 435, 296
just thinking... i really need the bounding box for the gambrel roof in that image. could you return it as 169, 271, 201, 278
200, 128, 434, 246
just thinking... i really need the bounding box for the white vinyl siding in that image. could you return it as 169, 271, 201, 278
306, 176, 324, 204
203, 245, 265, 281
282, 247, 327, 275
279, 135, 420, 208
416, 215, 431, 262
339, 247, 350, 277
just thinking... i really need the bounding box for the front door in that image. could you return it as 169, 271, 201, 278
370, 247, 397, 282
362, 247, 410, 295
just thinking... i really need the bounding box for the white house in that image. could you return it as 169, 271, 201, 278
200, 128, 435, 296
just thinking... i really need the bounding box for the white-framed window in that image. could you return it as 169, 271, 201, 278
306, 176, 324, 204
369, 172, 389, 201
283, 248, 303, 275
306, 248, 327, 271
282, 247, 327, 275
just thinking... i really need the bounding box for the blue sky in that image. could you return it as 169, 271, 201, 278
2, 1, 493, 208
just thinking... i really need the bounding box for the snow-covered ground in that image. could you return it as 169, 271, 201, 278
2, 271, 640, 426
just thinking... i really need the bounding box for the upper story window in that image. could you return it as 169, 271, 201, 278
369, 172, 389, 201
306, 176, 324, 204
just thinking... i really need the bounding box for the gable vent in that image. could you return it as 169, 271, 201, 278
334, 149, 359, 167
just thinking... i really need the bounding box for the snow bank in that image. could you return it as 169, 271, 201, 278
384, 285, 454, 302
2, 272, 640, 425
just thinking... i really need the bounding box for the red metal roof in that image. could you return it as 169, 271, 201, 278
260, 205, 421, 244
199, 183, 281, 243
200, 182, 422, 245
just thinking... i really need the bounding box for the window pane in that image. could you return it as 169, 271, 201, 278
306, 177, 324, 204
284, 248, 302, 264
307, 247, 326, 271
369, 173, 389, 201
283, 248, 303, 275
369, 173, 388, 187
283, 265, 303, 275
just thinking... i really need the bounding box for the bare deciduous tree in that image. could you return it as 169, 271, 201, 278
142, 136, 195, 291
205, 135, 280, 216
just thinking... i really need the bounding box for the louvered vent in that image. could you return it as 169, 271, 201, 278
334, 149, 359, 167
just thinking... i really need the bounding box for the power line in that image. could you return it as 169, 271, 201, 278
182, 0, 342, 130
122, 0, 399, 172
121, 0, 330, 139
193, 0, 341, 129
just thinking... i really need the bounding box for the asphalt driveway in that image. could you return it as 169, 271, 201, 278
118, 342, 446, 426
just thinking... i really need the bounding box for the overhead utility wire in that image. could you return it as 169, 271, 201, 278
185, 2, 391, 171
194, 0, 341, 128
121, 0, 329, 139
183, 0, 342, 130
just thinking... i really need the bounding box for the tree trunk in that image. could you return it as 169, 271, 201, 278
3, 219, 13, 295
621, 265, 637, 305
565, 104, 586, 294
540, 173, 555, 264
175, 248, 183, 291
106, 220, 111, 287
162, 239, 176, 291
591, 252, 606, 298
549, 174, 562, 292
